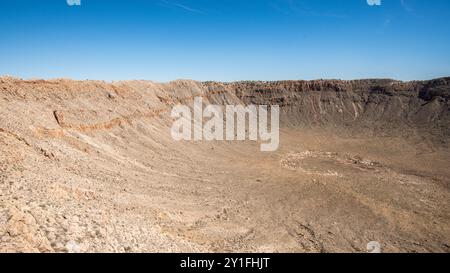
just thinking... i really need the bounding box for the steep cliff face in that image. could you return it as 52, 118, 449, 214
204, 78, 450, 141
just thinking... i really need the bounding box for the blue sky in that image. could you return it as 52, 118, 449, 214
0, 0, 449, 81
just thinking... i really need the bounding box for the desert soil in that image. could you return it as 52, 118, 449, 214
0, 77, 449, 252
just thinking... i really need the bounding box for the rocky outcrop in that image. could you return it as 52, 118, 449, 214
206, 78, 450, 141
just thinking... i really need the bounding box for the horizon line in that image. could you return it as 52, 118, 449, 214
1, 75, 449, 85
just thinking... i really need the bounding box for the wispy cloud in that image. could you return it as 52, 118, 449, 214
160, 0, 204, 14
270, 0, 348, 19
400, 0, 413, 13
400, 0, 423, 18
